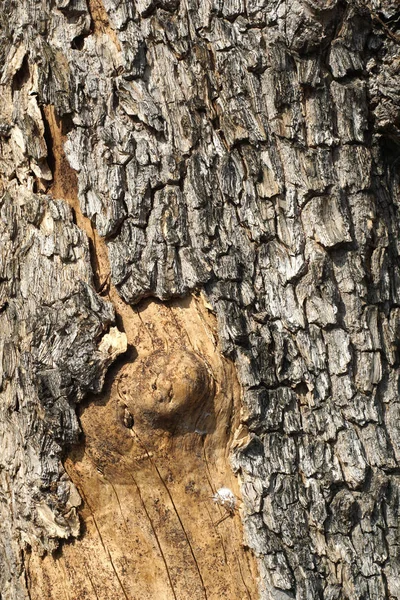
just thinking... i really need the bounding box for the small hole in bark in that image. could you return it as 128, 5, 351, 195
61, 114, 74, 136
71, 35, 86, 50
379, 135, 400, 171
294, 381, 308, 399
12, 55, 30, 93
123, 409, 134, 429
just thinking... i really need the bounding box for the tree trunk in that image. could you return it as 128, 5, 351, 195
1, 0, 400, 598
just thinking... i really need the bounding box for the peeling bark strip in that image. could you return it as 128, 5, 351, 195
1, 0, 400, 599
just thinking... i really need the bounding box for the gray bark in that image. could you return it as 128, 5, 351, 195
1, 0, 400, 598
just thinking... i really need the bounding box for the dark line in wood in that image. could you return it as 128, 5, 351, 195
128, 472, 178, 600
109, 480, 129, 530
132, 428, 208, 599
84, 561, 100, 600
232, 546, 252, 600
107, 548, 130, 600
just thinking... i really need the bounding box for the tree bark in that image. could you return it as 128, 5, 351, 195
1, 0, 400, 599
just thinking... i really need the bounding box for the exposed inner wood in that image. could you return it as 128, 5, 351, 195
87, 0, 122, 51
26, 106, 259, 599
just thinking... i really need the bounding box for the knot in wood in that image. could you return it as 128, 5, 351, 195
127, 350, 214, 431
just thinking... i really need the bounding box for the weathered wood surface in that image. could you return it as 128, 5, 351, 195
1, 0, 400, 598
27, 295, 259, 600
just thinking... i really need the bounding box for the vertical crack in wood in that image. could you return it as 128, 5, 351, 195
106, 548, 130, 600
128, 472, 178, 600
131, 427, 209, 599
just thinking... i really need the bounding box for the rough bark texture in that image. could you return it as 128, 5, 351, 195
1, 0, 400, 599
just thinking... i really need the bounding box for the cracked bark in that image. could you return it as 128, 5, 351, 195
1, 0, 400, 599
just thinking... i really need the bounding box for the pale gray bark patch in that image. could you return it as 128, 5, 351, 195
1, 0, 400, 598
